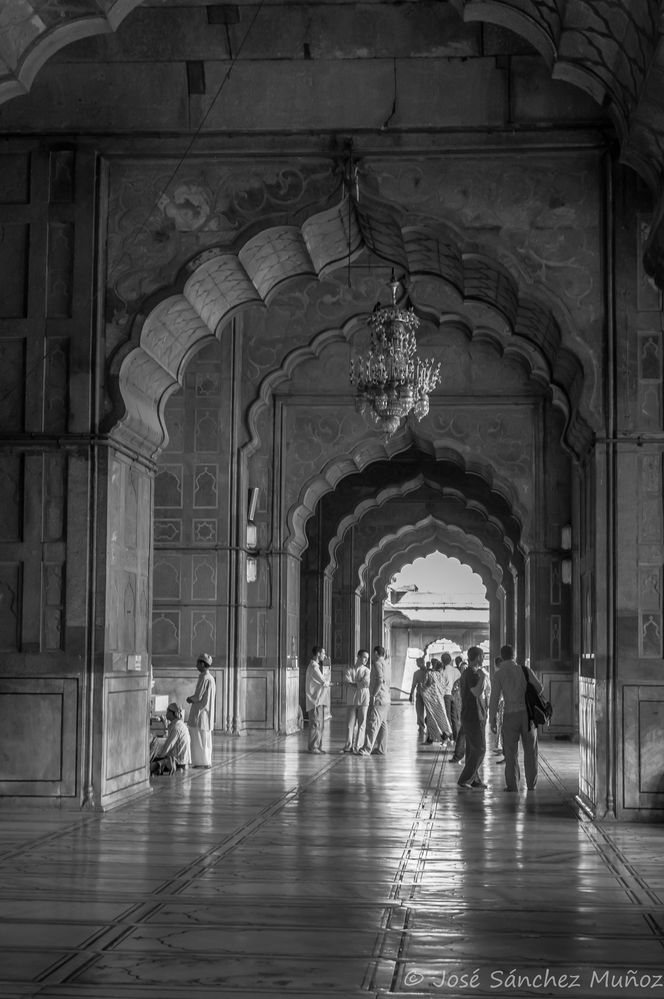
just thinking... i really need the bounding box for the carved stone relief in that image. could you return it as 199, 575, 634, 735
285, 407, 368, 507
194, 410, 220, 453
152, 610, 180, 656
637, 331, 662, 429
638, 454, 662, 544
105, 158, 338, 348
154, 520, 182, 544
193, 520, 217, 544
365, 155, 602, 333
192, 557, 217, 601
154, 465, 183, 508
153, 556, 181, 601
193, 464, 217, 508
192, 612, 215, 657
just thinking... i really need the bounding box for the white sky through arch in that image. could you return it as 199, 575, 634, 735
391, 551, 488, 606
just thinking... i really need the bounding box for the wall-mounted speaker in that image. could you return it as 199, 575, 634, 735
248, 487, 259, 522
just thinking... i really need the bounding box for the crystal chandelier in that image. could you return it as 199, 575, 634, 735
349, 273, 441, 438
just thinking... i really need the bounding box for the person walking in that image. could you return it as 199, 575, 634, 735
489, 643, 543, 791
186, 653, 216, 768
341, 649, 370, 753
457, 646, 489, 789
420, 659, 452, 745
409, 656, 428, 738
359, 645, 390, 756
305, 645, 330, 754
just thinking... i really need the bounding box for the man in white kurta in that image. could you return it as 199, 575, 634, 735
186, 653, 216, 767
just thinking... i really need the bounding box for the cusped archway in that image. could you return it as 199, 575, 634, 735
109, 196, 594, 463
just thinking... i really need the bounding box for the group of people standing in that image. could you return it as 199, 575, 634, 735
410, 643, 545, 792
150, 653, 217, 775
157, 644, 545, 793
305, 644, 391, 756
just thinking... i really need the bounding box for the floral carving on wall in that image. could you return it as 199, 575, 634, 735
426, 408, 535, 501
105, 159, 340, 350
364, 156, 602, 337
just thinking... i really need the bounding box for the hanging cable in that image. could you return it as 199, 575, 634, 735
381, 58, 398, 131
0, 1, 267, 413
135, 0, 267, 241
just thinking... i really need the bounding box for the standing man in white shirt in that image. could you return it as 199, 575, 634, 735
305, 646, 331, 754
341, 649, 371, 753
359, 645, 391, 756
186, 653, 216, 768
439, 653, 461, 742
489, 643, 543, 791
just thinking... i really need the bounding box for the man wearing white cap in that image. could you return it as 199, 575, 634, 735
186, 653, 216, 767
150, 702, 191, 775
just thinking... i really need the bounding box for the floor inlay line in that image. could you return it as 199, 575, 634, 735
2, 716, 664, 999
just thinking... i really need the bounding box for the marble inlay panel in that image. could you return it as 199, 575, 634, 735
155, 465, 183, 508
152, 611, 180, 655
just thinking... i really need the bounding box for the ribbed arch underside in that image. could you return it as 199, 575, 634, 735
110, 198, 592, 461
314, 452, 523, 565
325, 476, 516, 593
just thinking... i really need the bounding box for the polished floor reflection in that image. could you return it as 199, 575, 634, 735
1, 704, 663, 998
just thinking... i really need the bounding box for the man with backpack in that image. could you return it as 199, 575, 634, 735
488, 644, 544, 792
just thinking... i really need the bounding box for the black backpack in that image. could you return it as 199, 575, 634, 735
522, 666, 552, 728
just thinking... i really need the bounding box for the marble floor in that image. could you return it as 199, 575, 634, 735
1, 704, 663, 999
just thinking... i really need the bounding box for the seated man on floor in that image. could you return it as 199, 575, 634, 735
150, 702, 191, 775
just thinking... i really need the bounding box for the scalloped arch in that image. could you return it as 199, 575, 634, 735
326, 475, 518, 582
0, 0, 139, 105
357, 517, 502, 601
110, 198, 593, 461
452, 0, 664, 192
288, 437, 528, 560
376, 538, 500, 608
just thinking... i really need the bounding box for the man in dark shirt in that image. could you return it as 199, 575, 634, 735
457, 646, 489, 789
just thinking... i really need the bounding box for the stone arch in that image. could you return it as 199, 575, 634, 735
452, 0, 664, 192
379, 541, 498, 606
358, 517, 503, 600
289, 436, 530, 560
325, 473, 517, 578
107, 193, 595, 460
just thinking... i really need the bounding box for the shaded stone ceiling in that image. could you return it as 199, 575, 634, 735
3, 0, 664, 279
